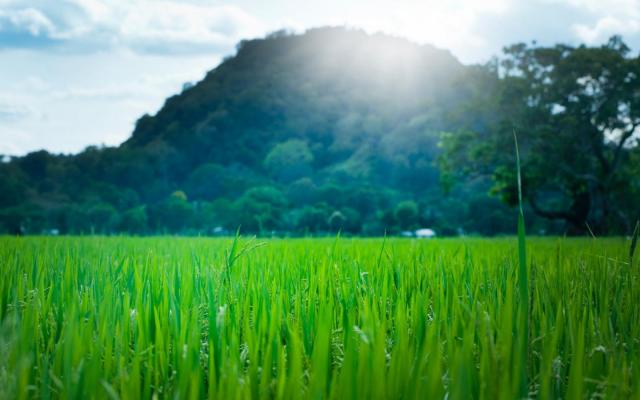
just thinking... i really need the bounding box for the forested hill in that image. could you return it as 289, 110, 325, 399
123, 26, 463, 191
1, 27, 495, 236
6, 27, 636, 236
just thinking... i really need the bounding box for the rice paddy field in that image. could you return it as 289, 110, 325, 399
0, 235, 639, 399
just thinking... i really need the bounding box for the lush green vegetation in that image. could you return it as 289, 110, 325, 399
1, 235, 638, 399
441, 36, 640, 235
2, 28, 638, 237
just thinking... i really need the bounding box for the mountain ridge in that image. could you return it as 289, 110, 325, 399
0, 27, 516, 235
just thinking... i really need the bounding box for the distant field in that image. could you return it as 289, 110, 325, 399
0, 236, 638, 399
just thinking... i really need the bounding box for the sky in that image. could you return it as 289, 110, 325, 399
1, 0, 639, 156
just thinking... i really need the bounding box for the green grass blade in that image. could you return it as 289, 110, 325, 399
514, 129, 529, 397
630, 220, 639, 266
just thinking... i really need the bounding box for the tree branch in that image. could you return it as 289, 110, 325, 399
527, 193, 575, 221
610, 121, 638, 175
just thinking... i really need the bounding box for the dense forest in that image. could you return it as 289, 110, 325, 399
1, 27, 638, 236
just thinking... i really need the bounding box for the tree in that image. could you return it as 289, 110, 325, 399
185, 163, 225, 200
295, 204, 329, 233
5, 29, 623, 236
233, 186, 287, 233
87, 202, 118, 234
287, 177, 317, 205
339, 207, 363, 233
327, 211, 346, 232
118, 206, 148, 234
153, 191, 194, 233
378, 209, 397, 232
0, 166, 26, 208
264, 139, 314, 183
0, 205, 30, 234
442, 36, 640, 234
395, 200, 418, 230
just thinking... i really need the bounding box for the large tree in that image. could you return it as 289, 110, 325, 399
442, 36, 640, 234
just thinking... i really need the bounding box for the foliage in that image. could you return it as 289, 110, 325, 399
118, 206, 148, 234
395, 200, 419, 230
1, 29, 636, 236
441, 36, 640, 234
232, 186, 288, 233
264, 139, 314, 183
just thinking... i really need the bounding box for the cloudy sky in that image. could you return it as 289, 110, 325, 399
1, 0, 639, 156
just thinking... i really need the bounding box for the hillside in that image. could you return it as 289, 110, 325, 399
0, 27, 519, 235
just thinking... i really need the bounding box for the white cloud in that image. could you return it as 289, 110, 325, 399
0, 7, 55, 35
1, 0, 639, 155
0, 48, 220, 154
306, 0, 639, 63
0, 128, 35, 155
320, 0, 512, 62
565, 0, 640, 44
0, 102, 31, 120
573, 16, 640, 43
118, 3, 265, 53
0, 0, 267, 53
564, 0, 639, 15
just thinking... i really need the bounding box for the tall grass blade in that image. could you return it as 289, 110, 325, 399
514, 129, 529, 397
630, 220, 639, 266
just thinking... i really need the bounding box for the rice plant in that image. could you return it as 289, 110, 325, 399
1, 235, 638, 399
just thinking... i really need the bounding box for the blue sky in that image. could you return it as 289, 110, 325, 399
1, 0, 639, 155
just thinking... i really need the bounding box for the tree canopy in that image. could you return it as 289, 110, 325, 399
441, 36, 640, 234
1, 28, 637, 236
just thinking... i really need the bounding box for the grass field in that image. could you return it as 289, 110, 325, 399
0, 236, 638, 399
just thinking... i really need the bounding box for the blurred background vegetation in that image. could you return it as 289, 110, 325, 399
1, 28, 638, 236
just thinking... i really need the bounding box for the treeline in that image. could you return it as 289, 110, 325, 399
0, 28, 637, 236
0, 153, 521, 236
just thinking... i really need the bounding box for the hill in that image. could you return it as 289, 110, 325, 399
0, 27, 523, 235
